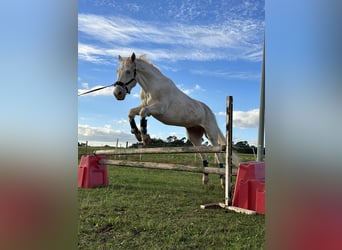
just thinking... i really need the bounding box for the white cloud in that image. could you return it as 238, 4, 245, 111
217, 109, 259, 128
78, 124, 136, 146
78, 14, 264, 63
81, 82, 89, 89
176, 83, 205, 95
233, 109, 259, 128
116, 118, 128, 124
194, 84, 203, 90
132, 92, 140, 98
78, 43, 111, 64
191, 69, 261, 80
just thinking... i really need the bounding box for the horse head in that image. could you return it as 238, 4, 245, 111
113, 53, 138, 100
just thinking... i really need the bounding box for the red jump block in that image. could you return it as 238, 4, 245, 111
78, 155, 109, 188
232, 161, 265, 214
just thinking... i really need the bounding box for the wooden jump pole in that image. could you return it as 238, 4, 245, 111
94, 145, 225, 155
100, 159, 237, 176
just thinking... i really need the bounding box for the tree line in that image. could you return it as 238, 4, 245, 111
130, 136, 261, 154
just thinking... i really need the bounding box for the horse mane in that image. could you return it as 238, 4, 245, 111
137, 55, 163, 75
138, 55, 149, 63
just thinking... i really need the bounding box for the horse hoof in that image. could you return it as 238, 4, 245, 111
134, 133, 142, 142
220, 177, 225, 189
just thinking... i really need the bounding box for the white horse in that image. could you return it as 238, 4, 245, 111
113, 53, 239, 187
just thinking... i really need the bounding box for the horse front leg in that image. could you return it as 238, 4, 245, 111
139, 104, 164, 145
128, 106, 143, 142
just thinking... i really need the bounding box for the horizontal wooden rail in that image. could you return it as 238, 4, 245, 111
101, 159, 237, 176
94, 145, 226, 155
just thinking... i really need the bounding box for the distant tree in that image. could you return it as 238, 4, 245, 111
184, 139, 194, 146
166, 135, 178, 143
129, 137, 165, 148
148, 138, 166, 147
233, 141, 255, 154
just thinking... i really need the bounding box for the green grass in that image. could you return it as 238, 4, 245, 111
78, 147, 264, 249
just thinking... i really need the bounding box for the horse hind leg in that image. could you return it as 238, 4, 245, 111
206, 128, 225, 189
186, 127, 209, 185
217, 152, 225, 189
140, 117, 150, 145
215, 150, 225, 189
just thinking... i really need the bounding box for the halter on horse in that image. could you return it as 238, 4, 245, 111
113, 53, 239, 187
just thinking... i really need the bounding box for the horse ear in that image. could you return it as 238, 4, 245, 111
118, 55, 123, 62
131, 52, 136, 62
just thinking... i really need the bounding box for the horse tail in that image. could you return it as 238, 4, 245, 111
201, 101, 226, 146
218, 129, 226, 145
217, 125, 241, 166
200, 101, 241, 166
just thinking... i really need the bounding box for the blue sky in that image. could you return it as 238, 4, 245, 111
78, 0, 264, 147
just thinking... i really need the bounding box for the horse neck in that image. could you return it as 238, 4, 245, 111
136, 60, 172, 93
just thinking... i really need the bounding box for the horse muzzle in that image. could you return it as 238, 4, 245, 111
113, 86, 126, 100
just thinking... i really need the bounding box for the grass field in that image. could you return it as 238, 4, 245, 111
78, 147, 265, 249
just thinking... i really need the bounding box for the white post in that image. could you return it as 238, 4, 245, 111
257, 36, 265, 162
